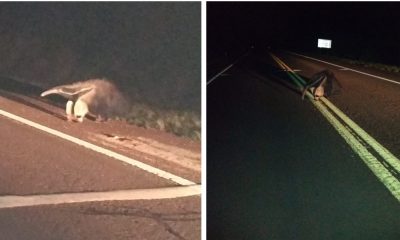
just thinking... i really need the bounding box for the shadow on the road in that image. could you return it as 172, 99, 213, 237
0, 76, 67, 120
241, 52, 345, 99
240, 53, 309, 96
80, 207, 200, 240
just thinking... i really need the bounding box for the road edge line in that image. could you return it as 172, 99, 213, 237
0, 185, 201, 209
288, 51, 400, 85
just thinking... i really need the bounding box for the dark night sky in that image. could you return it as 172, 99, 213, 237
208, 2, 400, 64
0, 2, 200, 112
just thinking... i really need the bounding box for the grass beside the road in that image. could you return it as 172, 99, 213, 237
305, 54, 400, 73
298, 50, 400, 74
329, 56, 400, 73
115, 103, 201, 141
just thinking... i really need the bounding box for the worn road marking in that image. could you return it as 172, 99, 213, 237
311, 99, 400, 201
288, 51, 400, 85
207, 63, 234, 85
278, 69, 301, 72
0, 109, 196, 186
270, 53, 400, 202
321, 98, 400, 173
0, 185, 201, 209
207, 47, 254, 85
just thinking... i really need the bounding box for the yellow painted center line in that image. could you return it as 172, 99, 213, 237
321, 97, 400, 173
270, 53, 400, 202
273, 53, 400, 173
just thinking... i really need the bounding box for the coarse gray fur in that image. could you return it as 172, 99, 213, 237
301, 69, 342, 101
41, 78, 128, 121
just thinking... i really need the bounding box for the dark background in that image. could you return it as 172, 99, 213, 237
0, 2, 200, 113
207, 2, 400, 239
208, 2, 400, 65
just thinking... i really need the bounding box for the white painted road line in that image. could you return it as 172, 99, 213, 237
0, 109, 196, 186
0, 185, 201, 209
278, 69, 302, 72
289, 51, 400, 86
207, 63, 234, 85
207, 47, 254, 85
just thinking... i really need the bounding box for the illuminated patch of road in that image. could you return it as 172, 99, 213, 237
0, 185, 201, 209
270, 53, 400, 202
0, 109, 195, 186
288, 51, 400, 86
272, 54, 400, 172
273, 55, 400, 173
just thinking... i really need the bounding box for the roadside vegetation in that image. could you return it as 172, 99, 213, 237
307, 50, 400, 74
331, 57, 400, 73
115, 103, 201, 141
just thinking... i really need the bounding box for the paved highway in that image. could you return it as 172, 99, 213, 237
207, 50, 400, 239
0, 81, 201, 239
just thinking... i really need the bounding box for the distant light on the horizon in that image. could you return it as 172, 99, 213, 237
318, 39, 332, 49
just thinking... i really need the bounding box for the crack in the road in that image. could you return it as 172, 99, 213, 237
80, 206, 200, 240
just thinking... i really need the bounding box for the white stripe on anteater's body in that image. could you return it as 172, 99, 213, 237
41, 79, 127, 122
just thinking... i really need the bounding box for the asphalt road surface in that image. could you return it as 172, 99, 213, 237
207, 50, 400, 239
0, 81, 201, 239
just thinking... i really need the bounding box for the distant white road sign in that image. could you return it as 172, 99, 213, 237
318, 39, 332, 48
